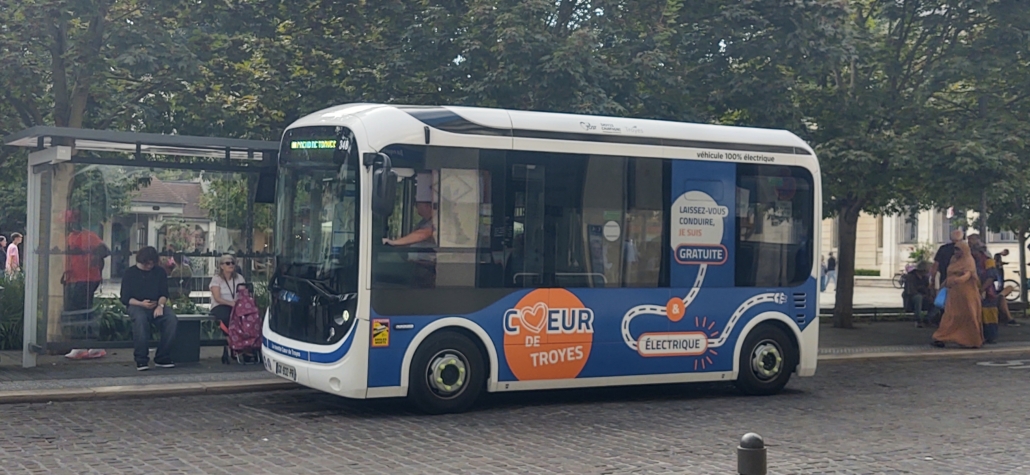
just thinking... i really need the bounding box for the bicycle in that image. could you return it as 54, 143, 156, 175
1003, 269, 1023, 303
892, 272, 905, 289
893, 264, 916, 289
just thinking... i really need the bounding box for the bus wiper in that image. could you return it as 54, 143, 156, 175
280, 274, 355, 304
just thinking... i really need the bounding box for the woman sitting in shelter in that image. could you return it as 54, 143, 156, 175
210, 254, 246, 329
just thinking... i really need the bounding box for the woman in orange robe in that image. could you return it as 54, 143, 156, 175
932, 240, 983, 348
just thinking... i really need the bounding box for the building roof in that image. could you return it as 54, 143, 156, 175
132, 177, 208, 219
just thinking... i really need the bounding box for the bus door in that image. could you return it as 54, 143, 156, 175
660, 161, 738, 373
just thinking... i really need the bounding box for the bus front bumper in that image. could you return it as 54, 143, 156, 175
262, 320, 369, 399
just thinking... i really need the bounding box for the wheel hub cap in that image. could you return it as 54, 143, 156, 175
751, 342, 783, 381
428, 352, 467, 396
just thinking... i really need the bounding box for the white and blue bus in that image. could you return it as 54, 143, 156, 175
261, 104, 820, 413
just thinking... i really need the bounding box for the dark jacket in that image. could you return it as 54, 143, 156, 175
119, 265, 170, 307
903, 270, 931, 297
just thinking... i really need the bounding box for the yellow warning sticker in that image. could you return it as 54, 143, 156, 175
371, 319, 390, 348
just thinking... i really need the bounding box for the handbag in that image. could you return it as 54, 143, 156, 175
934, 288, 948, 309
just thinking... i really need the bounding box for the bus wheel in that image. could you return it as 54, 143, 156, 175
735, 324, 795, 396
408, 331, 485, 414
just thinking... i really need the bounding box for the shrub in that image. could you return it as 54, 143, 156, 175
0, 273, 24, 350
908, 242, 936, 264
855, 269, 881, 276
95, 298, 132, 341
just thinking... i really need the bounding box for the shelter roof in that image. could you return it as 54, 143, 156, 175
4, 126, 278, 161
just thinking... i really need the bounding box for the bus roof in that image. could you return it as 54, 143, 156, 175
286, 103, 816, 159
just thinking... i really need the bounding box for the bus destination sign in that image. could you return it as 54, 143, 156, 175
291, 140, 337, 150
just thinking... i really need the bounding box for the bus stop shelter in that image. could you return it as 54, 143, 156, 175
3, 127, 278, 368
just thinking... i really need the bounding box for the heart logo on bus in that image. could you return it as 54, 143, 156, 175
503, 289, 595, 381
518, 303, 548, 334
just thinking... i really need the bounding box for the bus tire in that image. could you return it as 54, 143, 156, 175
408, 331, 485, 414
734, 323, 795, 396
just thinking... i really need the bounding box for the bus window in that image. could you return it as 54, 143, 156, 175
373, 146, 503, 289
623, 157, 666, 287
505, 152, 667, 289
734, 164, 814, 287
506, 163, 546, 288
373, 147, 669, 291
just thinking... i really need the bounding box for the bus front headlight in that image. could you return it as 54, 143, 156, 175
334, 310, 351, 327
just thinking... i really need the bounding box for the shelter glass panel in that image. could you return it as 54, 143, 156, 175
25, 163, 274, 355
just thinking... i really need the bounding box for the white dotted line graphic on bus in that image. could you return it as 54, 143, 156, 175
620, 264, 706, 351
683, 264, 707, 307
620, 263, 787, 351
707, 292, 787, 348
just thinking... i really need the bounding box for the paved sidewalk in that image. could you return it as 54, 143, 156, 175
818, 318, 1030, 360
819, 285, 906, 309
3, 315, 1030, 404
0, 346, 285, 396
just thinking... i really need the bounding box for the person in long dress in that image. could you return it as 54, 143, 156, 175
932, 240, 983, 348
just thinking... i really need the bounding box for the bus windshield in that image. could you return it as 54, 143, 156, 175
270, 126, 360, 344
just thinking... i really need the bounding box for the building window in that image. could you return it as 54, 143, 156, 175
990, 230, 1017, 243
901, 215, 918, 243
937, 211, 961, 243
876, 215, 884, 249
832, 217, 839, 249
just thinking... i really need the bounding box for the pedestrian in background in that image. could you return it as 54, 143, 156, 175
904, 262, 935, 328
930, 229, 963, 290
967, 233, 989, 275
0, 236, 7, 273
930, 229, 965, 326
6, 233, 22, 276
824, 252, 837, 290
820, 256, 828, 292
981, 258, 1001, 344
993, 249, 1019, 327
933, 239, 983, 348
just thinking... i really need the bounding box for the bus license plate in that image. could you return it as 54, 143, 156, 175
274, 361, 297, 381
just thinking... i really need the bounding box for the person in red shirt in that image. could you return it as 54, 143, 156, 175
63, 211, 109, 312
62, 211, 111, 359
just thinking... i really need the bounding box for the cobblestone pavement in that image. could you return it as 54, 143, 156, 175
1, 353, 1028, 475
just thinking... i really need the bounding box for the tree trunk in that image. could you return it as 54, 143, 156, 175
833, 204, 862, 328
979, 189, 988, 237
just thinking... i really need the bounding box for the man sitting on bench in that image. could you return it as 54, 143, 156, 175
120, 246, 178, 371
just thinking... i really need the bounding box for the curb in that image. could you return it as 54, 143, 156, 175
0, 378, 298, 405
6, 346, 1030, 404
819, 345, 1030, 361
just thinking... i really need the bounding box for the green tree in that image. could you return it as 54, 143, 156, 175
0, 0, 212, 136
798, 1, 997, 328
920, 0, 1030, 233
200, 178, 274, 232
0, 151, 27, 233
68, 165, 150, 226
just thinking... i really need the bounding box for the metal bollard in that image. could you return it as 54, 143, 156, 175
737, 432, 767, 475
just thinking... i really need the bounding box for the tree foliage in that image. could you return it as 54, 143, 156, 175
200, 178, 274, 232
1, 0, 1029, 326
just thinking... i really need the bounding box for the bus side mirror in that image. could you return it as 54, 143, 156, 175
254, 168, 277, 204
370, 153, 397, 217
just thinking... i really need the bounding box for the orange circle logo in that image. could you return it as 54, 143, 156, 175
503, 289, 594, 380
666, 297, 686, 322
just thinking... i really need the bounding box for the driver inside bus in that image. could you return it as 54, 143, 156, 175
383, 201, 435, 247
382, 200, 436, 287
